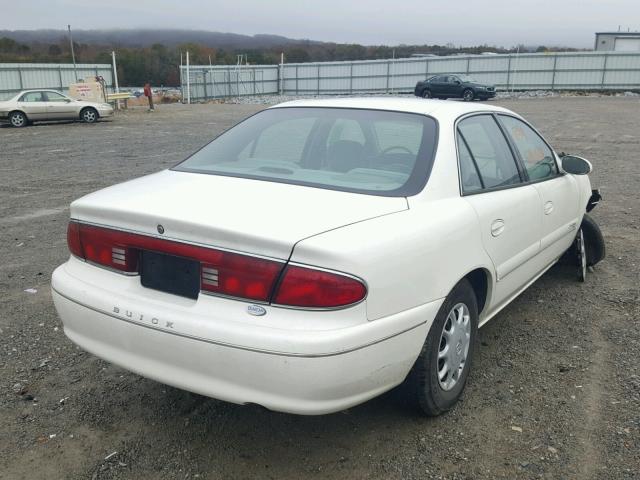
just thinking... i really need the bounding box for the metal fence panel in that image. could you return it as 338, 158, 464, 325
0, 63, 114, 100
180, 65, 279, 101
181, 52, 640, 100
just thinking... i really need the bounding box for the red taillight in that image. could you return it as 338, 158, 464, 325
66, 221, 367, 307
66, 221, 283, 302
273, 265, 366, 308
77, 223, 139, 273
199, 254, 282, 302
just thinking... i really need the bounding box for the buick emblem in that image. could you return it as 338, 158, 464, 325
247, 304, 267, 316
157, 224, 165, 234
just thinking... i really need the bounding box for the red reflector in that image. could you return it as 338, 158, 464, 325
67, 221, 82, 258
200, 254, 282, 302
273, 265, 367, 308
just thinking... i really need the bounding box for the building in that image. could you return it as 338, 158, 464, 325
595, 32, 640, 51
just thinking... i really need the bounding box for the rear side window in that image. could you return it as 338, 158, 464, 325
499, 115, 558, 181
457, 136, 483, 193
20, 92, 44, 102
457, 115, 521, 190
175, 107, 438, 197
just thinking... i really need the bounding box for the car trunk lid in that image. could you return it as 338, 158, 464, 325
70, 170, 407, 260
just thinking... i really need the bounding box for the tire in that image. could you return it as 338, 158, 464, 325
581, 213, 605, 266
462, 89, 475, 101
405, 279, 478, 416
576, 228, 587, 282
9, 111, 27, 128
81, 107, 98, 124
422, 89, 432, 99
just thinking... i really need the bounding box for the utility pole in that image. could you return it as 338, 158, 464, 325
111, 51, 119, 93
186, 51, 191, 104
68, 24, 78, 82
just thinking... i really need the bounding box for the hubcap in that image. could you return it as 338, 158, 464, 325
577, 228, 586, 280
11, 114, 24, 127
437, 303, 471, 391
84, 111, 96, 122
464, 91, 473, 100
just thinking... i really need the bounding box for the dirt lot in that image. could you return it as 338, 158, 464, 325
0, 97, 638, 479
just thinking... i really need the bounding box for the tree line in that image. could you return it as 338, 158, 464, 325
0, 36, 584, 87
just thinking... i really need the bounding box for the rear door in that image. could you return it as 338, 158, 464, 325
17, 91, 48, 120
456, 114, 543, 304
429, 76, 447, 96
497, 115, 580, 263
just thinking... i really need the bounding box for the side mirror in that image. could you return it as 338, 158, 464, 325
561, 155, 592, 175
65, 99, 72, 103
454, 80, 461, 84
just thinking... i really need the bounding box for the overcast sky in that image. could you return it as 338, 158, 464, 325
1, 0, 638, 47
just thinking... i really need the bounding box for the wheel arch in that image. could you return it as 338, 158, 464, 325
80, 106, 99, 119
9, 109, 28, 119
462, 267, 492, 315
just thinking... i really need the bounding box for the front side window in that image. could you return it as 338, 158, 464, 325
20, 92, 44, 102
457, 115, 522, 190
175, 107, 438, 196
499, 115, 558, 181
44, 91, 68, 102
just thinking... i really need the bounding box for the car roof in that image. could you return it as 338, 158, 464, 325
269, 96, 511, 118
19, 89, 64, 93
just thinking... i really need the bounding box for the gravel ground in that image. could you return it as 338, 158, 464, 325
0, 97, 638, 479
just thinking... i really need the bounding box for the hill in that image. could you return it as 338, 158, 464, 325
0, 29, 318, 49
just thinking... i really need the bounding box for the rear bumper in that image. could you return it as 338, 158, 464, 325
52, 258, 441, 414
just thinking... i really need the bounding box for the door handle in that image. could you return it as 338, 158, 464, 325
544, 201, 554, 215
491, 219, 505, 237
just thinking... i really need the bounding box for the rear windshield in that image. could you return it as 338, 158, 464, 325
174, 107, 438, 196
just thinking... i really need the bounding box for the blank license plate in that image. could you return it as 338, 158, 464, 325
140, 251, 200, 299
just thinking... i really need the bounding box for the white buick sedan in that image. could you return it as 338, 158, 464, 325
52, 98, 604, 415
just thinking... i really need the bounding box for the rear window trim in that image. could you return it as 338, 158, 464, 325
171, 106, 440, 198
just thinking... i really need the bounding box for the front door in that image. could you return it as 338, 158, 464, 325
497, 115, 580, 264
445, 76, 463, 96
44, 91, 77, 120
457, 114, 544, 309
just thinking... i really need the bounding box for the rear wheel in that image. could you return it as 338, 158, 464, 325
462, 89, 475, 101
9, 111, 27, 128
405, 279, 478, 416
81, 107, 98, 124
422, 89, 432, 99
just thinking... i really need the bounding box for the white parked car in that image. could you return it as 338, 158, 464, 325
0, 89, 113, 127
52, 98, 604, 415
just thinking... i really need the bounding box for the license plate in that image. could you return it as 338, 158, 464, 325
140, 251, 200, 299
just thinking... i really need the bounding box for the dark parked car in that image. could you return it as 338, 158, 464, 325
414, 74, 496, 101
